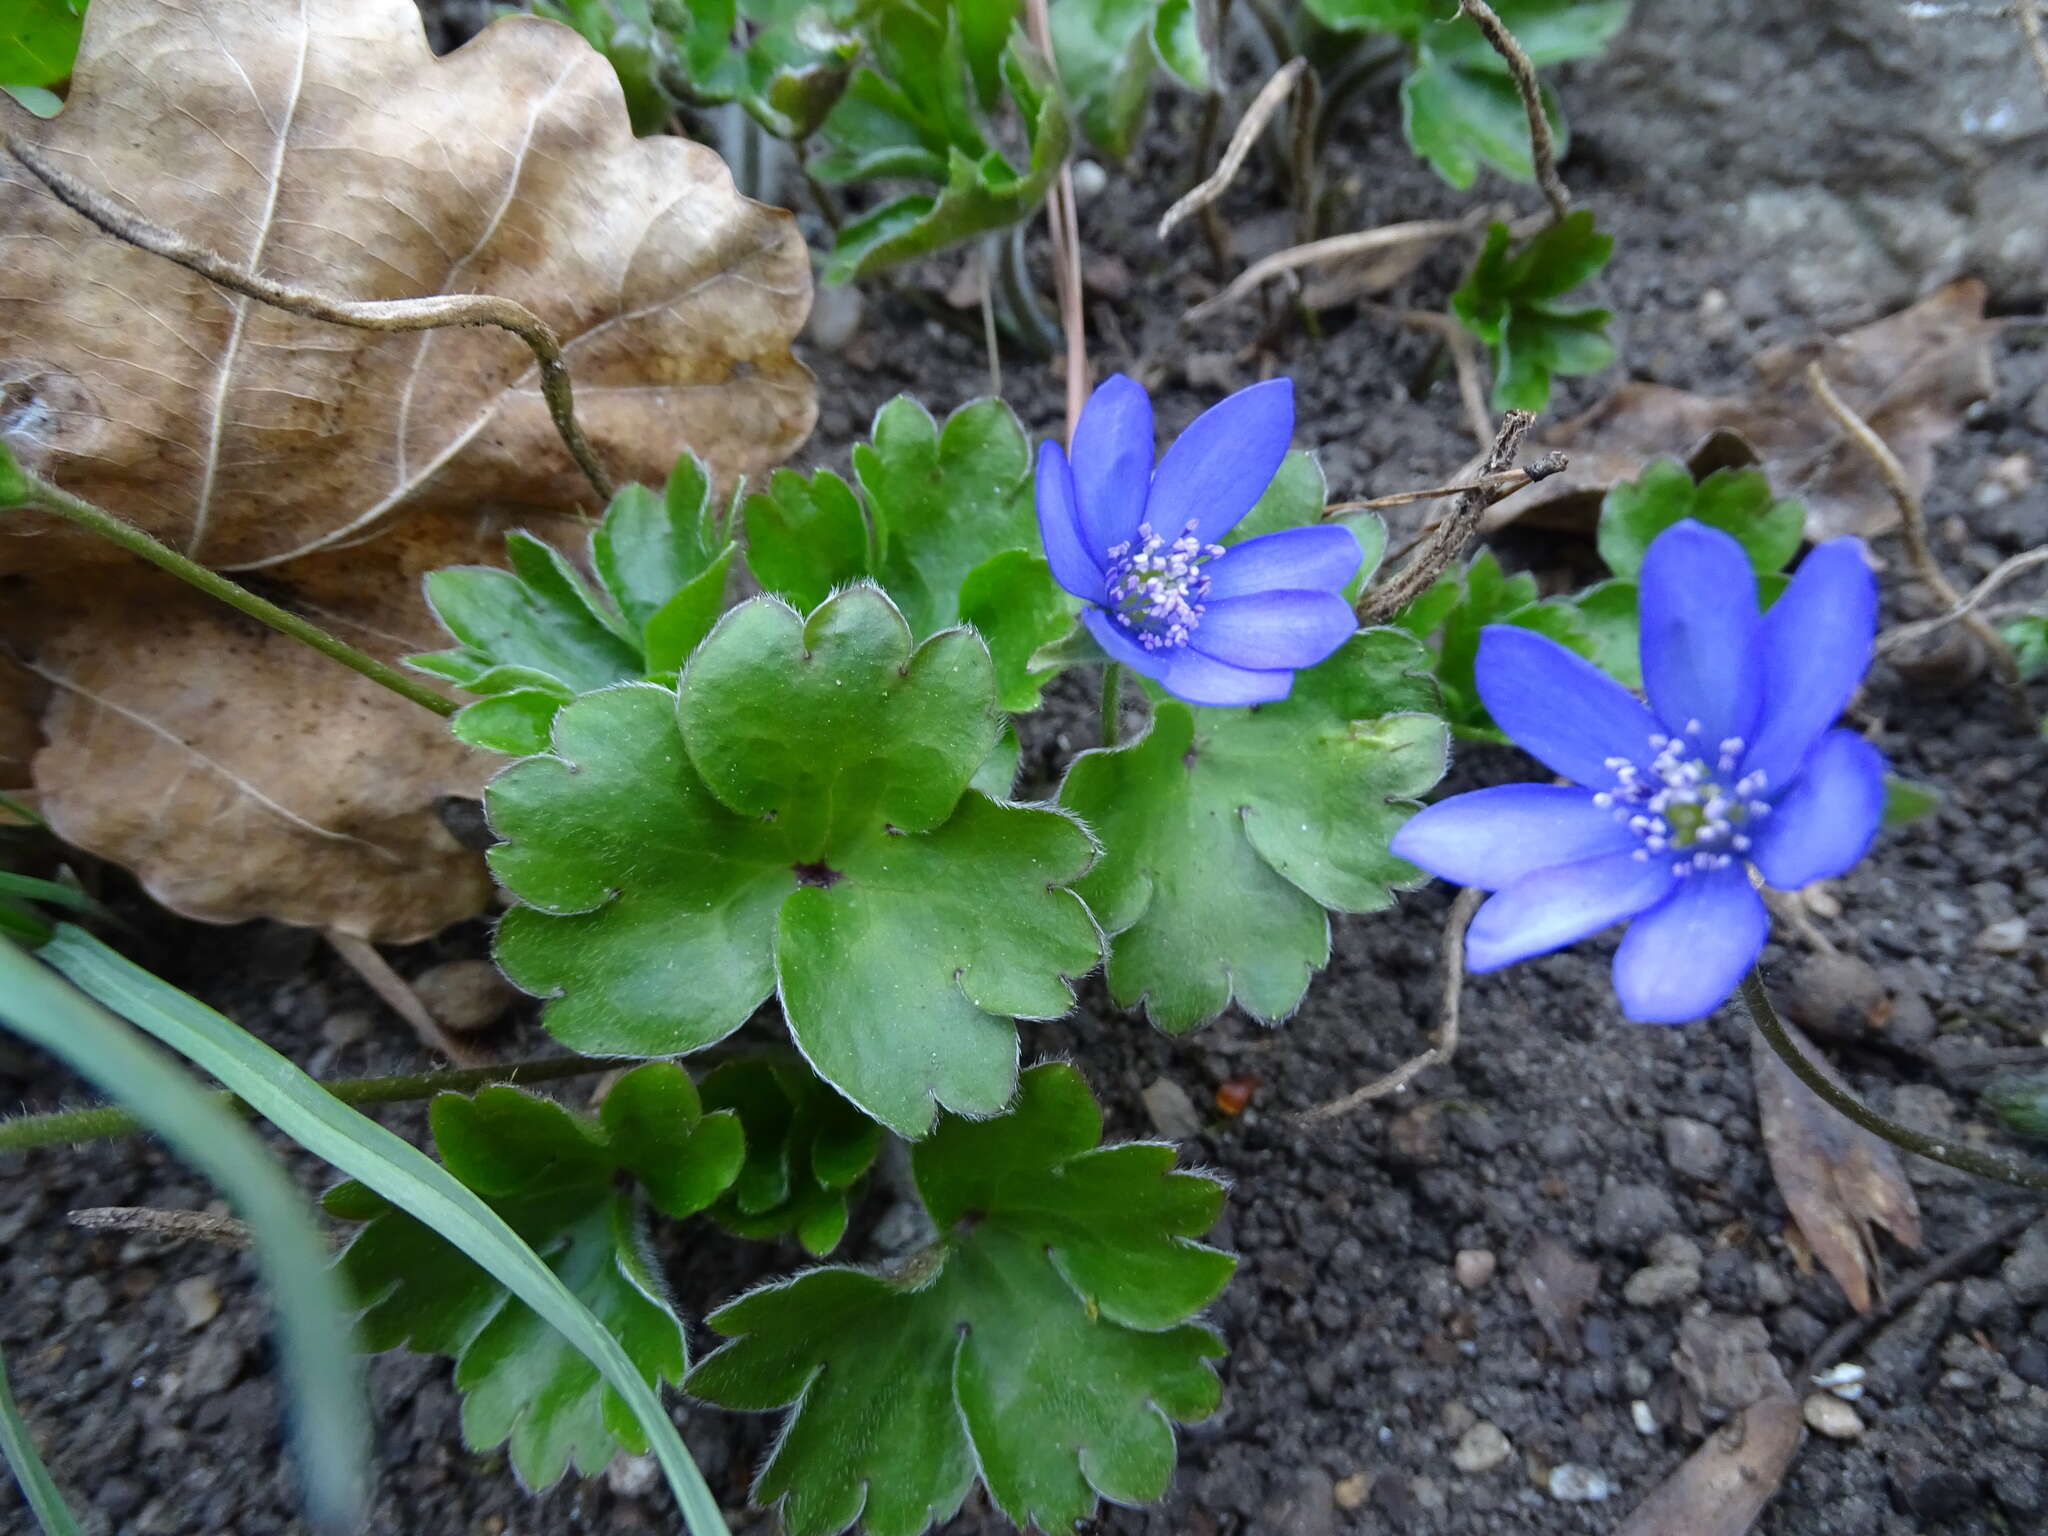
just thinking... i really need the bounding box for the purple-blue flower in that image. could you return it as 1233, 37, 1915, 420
1036, 373, 1360, 706
1390, 519, 1885, 1024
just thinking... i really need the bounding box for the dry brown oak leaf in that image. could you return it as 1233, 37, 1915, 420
0, 0, 816, 941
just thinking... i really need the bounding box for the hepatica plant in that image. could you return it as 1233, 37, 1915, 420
1394, 519, 1884, 1021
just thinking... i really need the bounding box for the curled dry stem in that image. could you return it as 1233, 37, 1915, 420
1742, 968, 2048, 1195
1324, 453, 1565, 516
1356, 409, 1539, 624
1183, 213, 1481, 323
1300, 886, 1484, 1122
1459, 0, 1568, 224
0, 127, 616, 504
1159, 57, 1309, 243
325, 931, 491, 1068
1805, 362, 2031, 722
1879, 545, 2048, 654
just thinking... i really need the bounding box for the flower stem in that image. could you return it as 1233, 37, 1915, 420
0, 1052, 611, 1155
1740, 968, 2048, 1194
7, 466, 457, 720
1100, 662, 1124, 748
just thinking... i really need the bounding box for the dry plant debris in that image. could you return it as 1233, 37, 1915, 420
1614, 1395, 1803, 1536
0, 0, 815, 940
1487, 281, 1996, 544
1751, 1024, 1922, 1314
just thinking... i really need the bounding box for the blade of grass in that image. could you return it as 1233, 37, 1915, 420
0, 1339, 84, 1536
0, 939, 367, 1532
38, 924, 733, 1536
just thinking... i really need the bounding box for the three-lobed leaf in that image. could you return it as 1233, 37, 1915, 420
489, 585, 1101, 1137
1450, 209, 1615, 410
700, 1057, 881, 1256
687, 1062, 1233, 1536
326, 1063, 744, 1489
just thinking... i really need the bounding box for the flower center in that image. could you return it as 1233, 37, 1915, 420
1102, 520, 1225, 652
1592, 721, 1770, 878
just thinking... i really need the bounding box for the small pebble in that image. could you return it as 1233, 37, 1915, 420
1450, 1421, 1512, 1474
1624, 1262, 1701, 1308
1454, 1249, 1497, 1291
1333, 1473, 1371, 1511
1661, 1115, 1729, 1181
412, 959, 516, 1034
1069, 159, 1108, 200
1631, 1400, 1658, 1435
171, 1275, 221, 1331
1547, 1465, 1613, 1503
605, 1453, 660, 1499
1977, 917, 2029, 955
1140, 1077, 1203, 1142
1803, 1392, 1867, 1439
320, 1007, 374, 1047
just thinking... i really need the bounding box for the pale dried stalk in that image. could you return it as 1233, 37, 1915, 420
1158, 58, 1308, 241
0, 127, 617, 503
1357, 409, 1538, 623
1459, 0, 1567, 224
1022, 0, 1089, 438
2019, 0, 2048, 98
70, 1206, 253, 1250
1323, 455, 1566, 516
1301, 886, 1484, 1121
1184, 215, 1477, 322
1805, 363, 2029, 715
1879, 545, 2048, 653
1762, 886, 1840, 957
1383, 306, 1496, 450
324, 931, 490, 1068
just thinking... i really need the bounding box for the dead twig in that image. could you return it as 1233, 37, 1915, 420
1806, 362, 2030, 722
1300, 886, 1484, 1121
2018, 0, 2048, 99
1801, 1208, 2038, 1380
1323, 454, 1566, 516
1356, 410, 1539, 623
324, 930, 490, 1068
1158, 58, 1308, 242
1378, 307, 1496, 450
0, 127, 616, 504
1459, 0, 1568, 224
1879, 545, 2048, 653
1183, 214, 1480, 322
69, 1206, 253, 1250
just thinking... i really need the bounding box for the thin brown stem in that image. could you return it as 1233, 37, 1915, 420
1323, 455, 1565, 516
0, 127, 616, 505
1022, 0, 1089, 439
1301, 886, 1484, 1121
70, 1206, 254, 1250
1356, 409, 1538, 623
324, 931, 490, 1068
1879, 545, 2048, 654
1806, 362, 2029, 721
1183, 213, 1480, 321
1159, 58, 1309, 242
1742, 969, 2048, 1194
1459, 0, 1567, 224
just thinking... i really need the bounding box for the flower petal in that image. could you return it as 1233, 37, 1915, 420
1748, 728, 1885, 891
1144, 377, 1294, 545
1036, 441, 1104, 600
1159, 647, 1294, 706
1475, 625, 1661, 789
1610, 864, 1767, 1023
1187, 591, 1356, 670
1391, 784, 1640, 891
1206, 524, 1363, 601
1070, 373, 1156, 555
1081, 606, 1171, 684
1465, 850, 1678, 972
1638, 520, 1761, 743
1742, 538, 1877, 790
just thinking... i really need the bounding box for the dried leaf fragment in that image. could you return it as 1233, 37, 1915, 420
0, 0, 815, 939
1615, 1396, 1803, 1536
1518, 1235, 1601, 1361
1751, 1024, 1922, 1314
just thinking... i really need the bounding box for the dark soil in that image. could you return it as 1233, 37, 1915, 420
6, 6, 2048, 1536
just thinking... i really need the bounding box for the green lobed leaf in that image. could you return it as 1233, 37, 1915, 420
687, 1062, 1233, 1536
1401, 548, 1594, 738
1450, 211, 1614, 410
1880, 773, 1942, 828
742, 466, 873, 612
957, 550, 1074, 712
327, 1063, 743, 1488
1048, 0, 1195, 159
1153, 0, 1210, 91
0, 0, 85, 91
700, 1056, 881, 1255
38, 927, 733, 1535
1986, 1072, 2048, 1141
2003, 614, 2048, 682
489, 587, 1101, 1136
1596, 457, 1805, 579
1060, 629, 1448, 1032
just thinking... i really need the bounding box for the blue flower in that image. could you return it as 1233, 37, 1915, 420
1036, 373, 1360, 706
1390, 520, 1885, 1023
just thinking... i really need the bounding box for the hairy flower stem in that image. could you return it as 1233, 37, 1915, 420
6, 466, 457, 720
0, 1052, 613, 1155
1100, 662, 1125, 748
1741, 968, 2048, 1195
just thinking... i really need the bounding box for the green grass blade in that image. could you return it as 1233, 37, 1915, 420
39, 924, 733, 1536
0, 939, 367, 1532
0, 1339, 84, 1536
